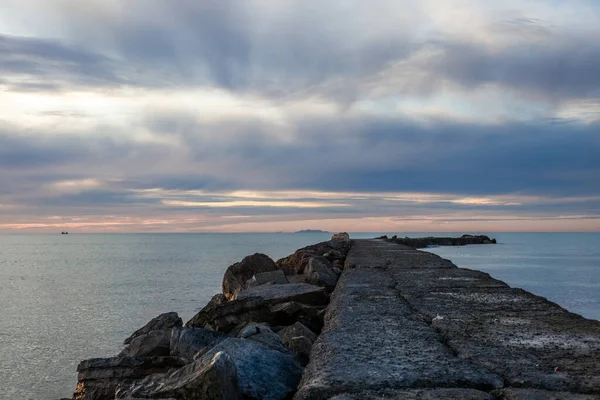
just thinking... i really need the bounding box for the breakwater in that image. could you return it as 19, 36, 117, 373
70, 235, 600, 399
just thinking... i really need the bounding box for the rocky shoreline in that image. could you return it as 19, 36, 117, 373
70, 233, 600, 400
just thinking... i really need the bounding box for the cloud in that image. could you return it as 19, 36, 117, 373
0, 0, 599, 231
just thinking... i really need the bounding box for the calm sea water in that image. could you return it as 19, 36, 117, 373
0, 232, 599, 399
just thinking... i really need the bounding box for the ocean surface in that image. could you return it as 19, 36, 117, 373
0, 232, 599, 399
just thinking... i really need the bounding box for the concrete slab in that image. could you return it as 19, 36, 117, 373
295, 239, 600, 399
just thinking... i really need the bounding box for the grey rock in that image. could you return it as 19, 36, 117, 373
286, 336, 313, 366
170, 327, 227, 360
185, 285, 327, 333
119, 329, 171, 358
491, 388, 599, 400
279, 321, 318, 344
305, 256, 338, 289
236, 283, 328, 305
237, 323, 289, 353
331, 232, 350, 242
246, 269, 289, 288
203, 337, 303, 400
276, 241, 353, 276
74, 356, 186, 400
323, 249, 344, 260
239, 323, 262, 338
124, 312, 182, 345
116, 351, 241, 400
328, 388, 493, 399
222, 253, 278, 300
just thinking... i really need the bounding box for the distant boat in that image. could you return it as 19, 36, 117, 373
61, 231, 69, 235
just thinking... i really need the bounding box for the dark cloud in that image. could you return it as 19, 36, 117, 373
431, 38, 600, 101
0, 34, 129, 90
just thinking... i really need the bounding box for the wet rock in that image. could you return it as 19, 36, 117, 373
74, 356, 187, 400
245, 270, 289, 288
305, 256, 338, 289
115, 351, 241, 400
169, 327, 227, 360
222, 253, 278, 300
124, 312, 182, 345
202, 337, 303, 400
119, 329, 171, 358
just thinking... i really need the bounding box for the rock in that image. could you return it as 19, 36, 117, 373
491, 388, 599, 400
74, 356, 187, 400
170, 327, 227, 360
328, 388, 493, 399
202, 337, 303, 400
115, 351, 241, 400
185, 285, 327, 333
276, 241, 353, 276
331, 232, 350, 242
245, 270, 289, 288
323, 249, 344, 260
388, 234, 497, 249
236, 323, 289, 353
222, 253, 278, 300
304, 256, 338, 289
278, 321, 318, 343
119, 329, 171, 358
124, 312, 182, 345
235, 283, 328, 305
285, 336, 313, 366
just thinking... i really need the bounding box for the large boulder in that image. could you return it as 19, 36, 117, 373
115, 351, 241, 400
73, 356, 187, 400
124, 312, 182, 345
223, 253, 278, 300
202, 337, 303, 400
119, 329, 171, 358
170, 327, 228, 360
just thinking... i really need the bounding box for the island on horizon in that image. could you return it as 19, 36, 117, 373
294, 229, 330, 234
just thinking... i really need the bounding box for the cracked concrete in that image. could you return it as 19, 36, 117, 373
295, 239, 600, 399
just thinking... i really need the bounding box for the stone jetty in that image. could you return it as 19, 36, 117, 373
71, 234, 600, 400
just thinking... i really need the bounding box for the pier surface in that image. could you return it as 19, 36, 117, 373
296, 239, 600, 399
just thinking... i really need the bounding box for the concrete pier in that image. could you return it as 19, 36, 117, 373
295, 239, 600, 399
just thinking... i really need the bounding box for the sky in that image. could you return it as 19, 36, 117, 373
0, 0, 599, 233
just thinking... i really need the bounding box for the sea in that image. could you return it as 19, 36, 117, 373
1, 232, 599, 399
